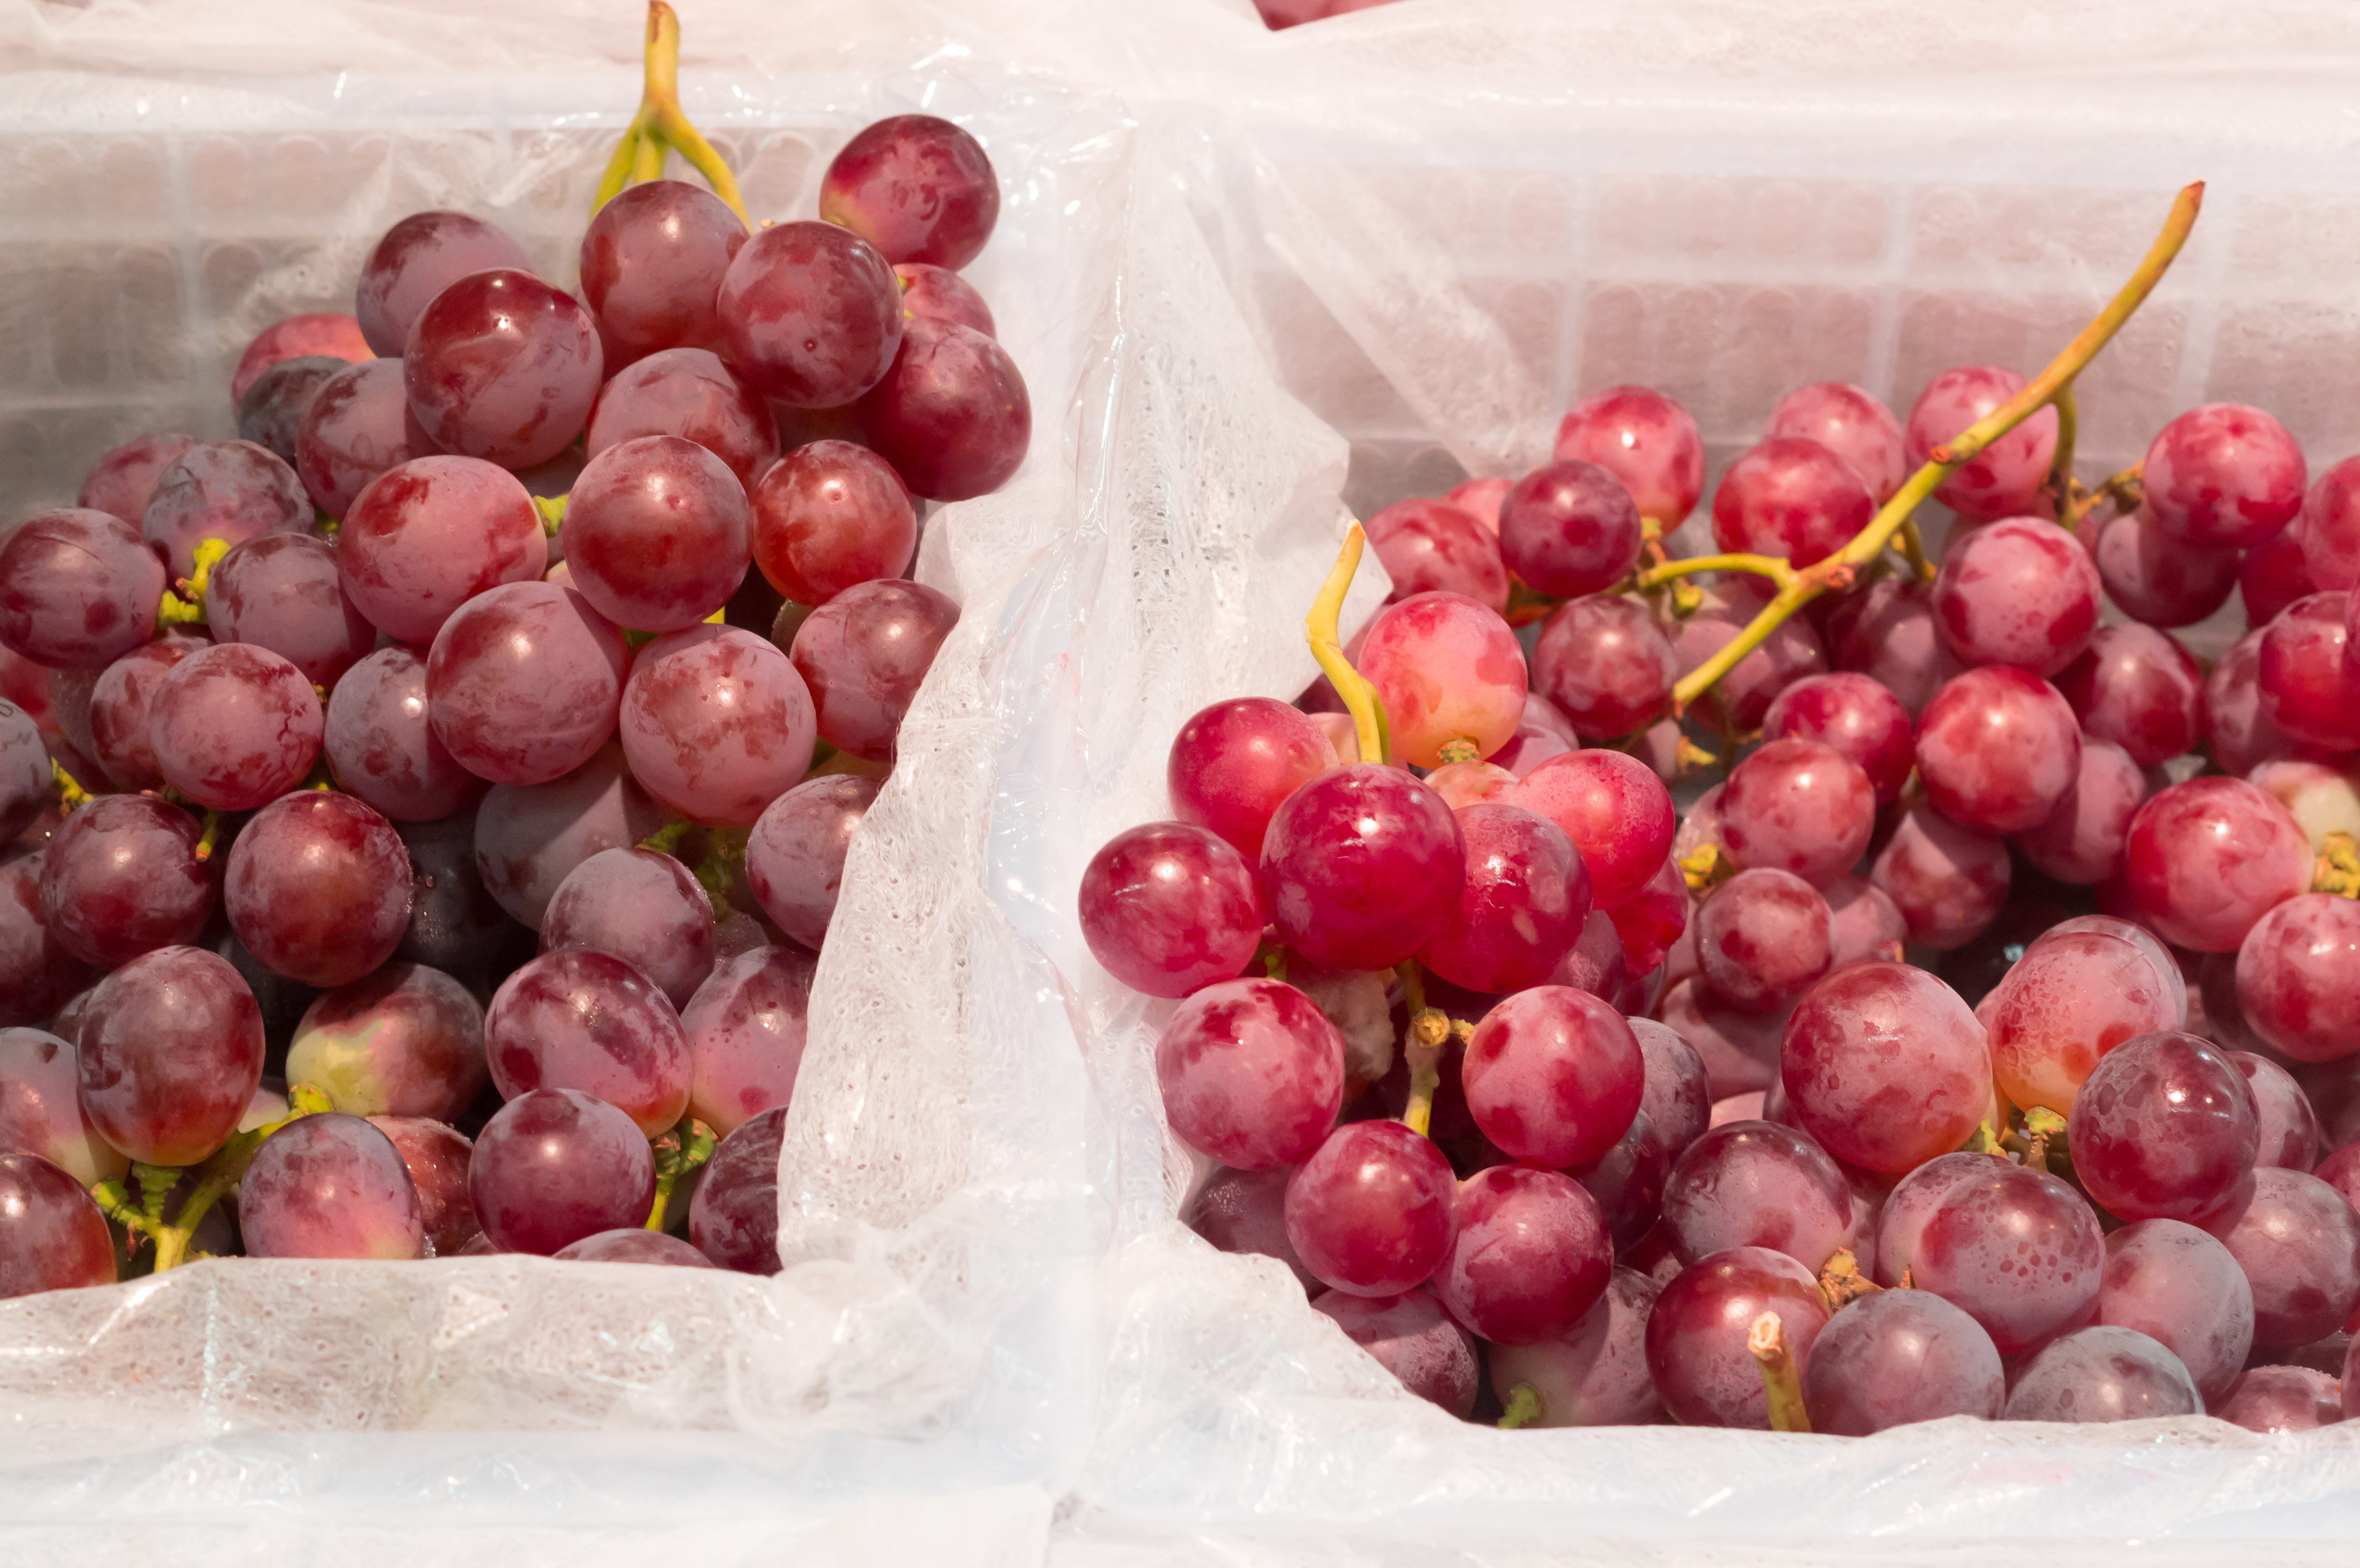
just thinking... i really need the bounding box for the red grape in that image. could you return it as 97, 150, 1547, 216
1709, 437, 1874, 567
1530, 594, 1676, 740
681, 944, 813, 1136
141, 440, 309, 581
1485, 724, 1573, 781
1760, 672, 1913, 807
0, 858, 91, 1029
1460, 985, 1642, 1167
295, 359, 436, 522
232, 313, 369, 403
1081, 821, 1263, 999
1355, 592, 1526, 769
1694, 870, 1831, 1015
578, 179, 746, 366
1801, 1288, 2004, 1434
1425, 760, 1518, 812
750, 440, 915, 607
225, 790, 413, 988
745, 773, 879, 950
77, 432, 199, 524
2122, 778, 2311, 952
2204, 1168, 2360, 1346
1930, 515, 2100, 677
2243, 525, 2319, 627
2236, 894, 2360, 1064
207, 533, 374, 688
896, 263, 995, 339
2142, 402, 2307, 549
2090, 502, 2241, 627
0, 509, 166, 671
554, 1228, 714, 1267
1446, 477, 1510, 532
1487, 1267, 1662, 1427
585, 346, 779, 496
1986, 930, 2179, 1113
1781, 960, 1989, 1173
1550, 906, 1628, 1004
688, 1105, 786, 1273
2218, 1365, 2343, 1432
469, 1087, 654, 1256
1903, 366, 2057, 522
1822, 574, 1962, 717
1261, 765, 1461, 970
819, 115, 999, 270
1912, 1162, 2103, 1353
240, 1112, 425, 1260
426, 581, 628, 787
0, 1026, 127, 1186
541, 848, 715, 1011
2094, 1218, 2254, 1402
1659, 1116, 1853, 1270
355, 210, 533, 357
2257, 590, 2360, 750
148, 642, 323, 810
1283, 1119, 1456, 1297
0, 1153, 115, 1298
76, 944, 263, 1166
473, 742, 665, 929
1605, 853, 1689, 974
560, 435, 751, 633
323, 646, 484, 822
1716, 738, 1874, 887
1417, 803, 1586, 992
2070, 1031, 2258, 1223
1508, 749, 1674, 910
486, 948, 691, 1136
337, 455, 544, 645
789, 578, 959, 763
1766, 381, 1906, 502
1822, 872, 1906, 968
1187, 1164, 1317, 1294
2202, 629, 2297, 777
718, 220, 902, 408
1433, 1164, 1611, 1345
2012, 736, 2146, 887
1166, 697, 1338, 862
858, 317, 1031, 501
1912, 666, 2080, 835
1870, 1151, 1995, 1286
2055, 624, 2202, 768
2234, 1051, 2321, 1171
1364, 499, 1508, 610
1671, 577, 1829, 732
403, 269, 602, 469
618, 625, 815, 826
2299, 453, 2360, 591
1553, 386, 1703, 525
1869, 801, 2009, 950
1156, 977, 1343, 1169
2003, 1326, 2200, 1421
37, 793, 212, 968
1643, 1246, 1828, 1428
286, 962, 486, 1121
1630, 1017, 1709, 1154
1499, 461, 1644, 597
1313, 1287, 1478, 1417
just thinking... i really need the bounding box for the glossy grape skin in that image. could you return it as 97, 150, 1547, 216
1766, 381, 1907, 502
485, 949, 691, 1137
468, 1087, 655, 1256
1156, 978, 1343, 1169
1913, 667, 2081, 835
77, 432, 199, 524
1659, 1118, 1852, 1269
1904, 366, 2058, 521
680, 944, 813, 1136
1507, 750, 1674, 912
749, 440, 914, 607
560, 436, 751, 634
2143, 403, 2307, 549
1630, 1016, 1712, 1159
2299, 454, 2360, 591
232, 312, 370, 403
403, 269, 601, 469
740, 774, 875, 952
323, 647, 483, 823
0, 509, 166, 672
1419, 803, 1586, 994
819, 114, 1000, 269
540, 848, 715, 1013
474, 742, 666, 930
0, 1153, 116, 1298
1499, 461, 1644, 597
577, 179, 746, 366
285, 963, 485, 1122
1693, 870, 1831, 1015
619, 626, 815, 827
1260, 765, 1462, 970
2004, 1326, 2201, 1421
2123, 778, 2311, 953
896, 263, 995, 339
1352, 594, 1527, 771
1166, 698, 1338, 862
2091, 503, 2241, 628
1284, 1119, 1457, 1298
2217, 1365, 2343, 1431
295, 359, 435, 521
37, 794, 212, 969
2243, 526, 2320, 628
2094, 1218, 2255, 1402
355, 210, 533, 356
1870, 1152, 1996, 1286
584, 353, 777, 501
1644, 1246, 1829, 1429
1553, 385, 1704, 525
1364, 499, 1508, 610
2237, 895, 2360, 1064
859, 317, 1031, 502
1080, 821, 1262, 999
1187, 1164, 1317, 1293
0, 857, 90, 1029
223, 790, 412, 988
1822, 575, 1962, 718
1801, 1288, 2004, 1435
2204, 631, 2298, 781
426, 581, 628, 787
1530, 594, 1677, 740
1986, 931, 2179, 1114
717, 220, 902, 409
688, 1105, 786, 1273
1868, 802, 2010, 950
0, 1028, 127, 1186
140, 440, 309, 581
75, 945, 263, 1166
1672, 578, 1829, 733
1716, 739, 1875, 889
338, 455, 544, 646
150, 642, 323, 809
1779, 961, 1989, 1174
1551, 906, 1629, 1005
2052, 627, 2202, 772
1709, 437, 1874, 567
1913, 1163, 2104, 1354
1759, 673, 1913, 808
2204, 1168, 2360, 1346
1931, 516, 2101, 676
2257, 591, 2360, 750
788, 578, 959, 764
1313, 1287, 1479, 1416
2232, 1052, 2321, 1171
1461, 985, 1643, 1167
207, 534, 374, 688
1433, 1165, 1612, 1346
1487, 1267, 1663, 1427
2068, 1032, 2258, 1224
238, 1112, 425, 1260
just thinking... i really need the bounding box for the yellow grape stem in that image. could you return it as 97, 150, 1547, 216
1304, 523, 1389, 766
592, 2, 752, 229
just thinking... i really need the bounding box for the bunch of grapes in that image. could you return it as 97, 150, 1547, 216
0, 7, 1023, 1290
1091, 187, 2360, 1434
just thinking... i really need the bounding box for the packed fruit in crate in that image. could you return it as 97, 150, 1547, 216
0, 4, 1026, 1286
1086, 182, 2360, 1434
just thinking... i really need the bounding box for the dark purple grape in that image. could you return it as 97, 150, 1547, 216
236, 355, 345, 466
819, 115, 999, 270
583, 346, 777, 496
2002, 1326, 2201, 1421
232, 314, 369, 403
541, 847, 715, 1012
617, 626, 813, 825
141, 440, 309, 581
76, 945, 263, 1166
426, 581, 627, 787
403, 270, 601, 469
689, 1104, 786, 1273
224, 790, 413, 988
578, 179, 747, 366
394, 811, 527, 981
468, 1087, 654, 1256
369, 1114, 479, 1256
0, 509, 167, 671
207, 533, 374, 688
857, 318, 1030, 502
240, 1112, 425, 1259
553, 1227, 714, 1266
38, 794, 212, 968
473, 742, 665, 929
337, 455, 545, 646
0, 857, 92, 1029
324, 647, 485, 823
717, 220, 902, 409
1801, 1288, 2004, 1434
486, 949, 690, 1135
0, 1153, 116, 1298
295, 358, 439, 521
681, 944, 813, 1136
286, 963, 486, 1121
788, 578, 959, 763
745, 774, 879, 950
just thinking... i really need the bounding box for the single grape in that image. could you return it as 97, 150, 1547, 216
1710, 437, 1874, 567
141, 440, 309, 581
1549, 907, 1629, 1005
426, 580, 628, 787
1460, 985, 1642, 1167
1530, 594, 1677, 739
2053, 625, 2203, 771
1260, 765, 1462, 971
2233, 1052, 2321, 1171
2003, 1326, 2201, 1421
2202, 629, 2296, 777
1870, 1151, 1996, 1286
718, 220, 902, 409
1080, 821, 1263, 999
403, 269, 602, 469
2299, 453, 2360, 591
619, 625, 814, 826
743, 774, 878, 951
1418, 802, 1588, 994
1671, 577, 1829, 733
236, 355, 349, 467
473, 742, 665, 929
2142, 403, 2307, 549
469, 1087, 655, 1256
1821, 872, 1906, 968
1913, 667, 2081, 835
1313, 1287, 1479, 1417
1903, 366, 2058, 522
486, 948, 691, 1136
1802, 1288, 2004, 1434
225, 790, 412, 988
1715, 739, 1874, 887
680, 943, 813, 1136
578, 179, 746, 366
1644, 1246, 1829, 1428
1364, 498, 1508, 610
1759, 672, 1913, 807
0, 509, 166, 671
1780, 960, 1990, 1173
1188, 1164, 1317, 1293
2243, 526, 2320, 627
2257, 591, 2360, 750
1156, 977, 1343, 1169
1283, 1119, 1457, 1297
337, 455, 544, 644
239, 1112, 425, 1260
1352, 593, 1531, 770
895, 263, 996, 339
1630, 1016, 1712, 1158
1553, 386, 1703, 525
1433, 1164, 1611, 1345
294, 359, 435, 521
2235, 895, 2360, 1064
77, 432, 199, 524
37, 793, 212, 968
2094, 1218, 2255, 1402
1166, 698, 1338, 862
356, 210, 533, 355
749, 440, 914, 607
1868, 802, 2009, 950
2012, 737, 2145, 887
788, 578, 959, 763
2218, 1365, 2343, 1432
1507, 749, 1674, 910
549, 1228, 713, 1266
0, 1027, 127, 1186
286, 962, 485, 1122
819, 115, 999, 270
2091, 503, 2241, 627
1499, 460, 1644, 597
1986, 930, 2180, 1114
0, 858, 92, 1029
2070, 1031, 2258, 1223
206, 533, 374, 689
1912, 1162, 2104, 1353
1487, 1267, 1662, 1427
323, 646, 484, 822
1930, 515, 2100, 676
688, 1105, 786, 1272
232, 312, 370, 402
859, 317, 1031, 501
1693, 869, 1831, 1016
2123, 778, 2311, 953
540, 848, 715, 1012
1766, 381, 1907, 502
0, 1153, 116, 1298
75, 945, 263, 1166
560, 435, 751, 634
1659, 1118, 1853, 1269
583, 350, 777, 499
2204, 1167, 2360, 1346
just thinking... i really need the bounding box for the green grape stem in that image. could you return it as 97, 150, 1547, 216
593, 3, 752, 230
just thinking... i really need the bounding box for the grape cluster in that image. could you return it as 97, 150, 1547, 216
0, 100, 1022, 1287
1096, 345, 2360, 1433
